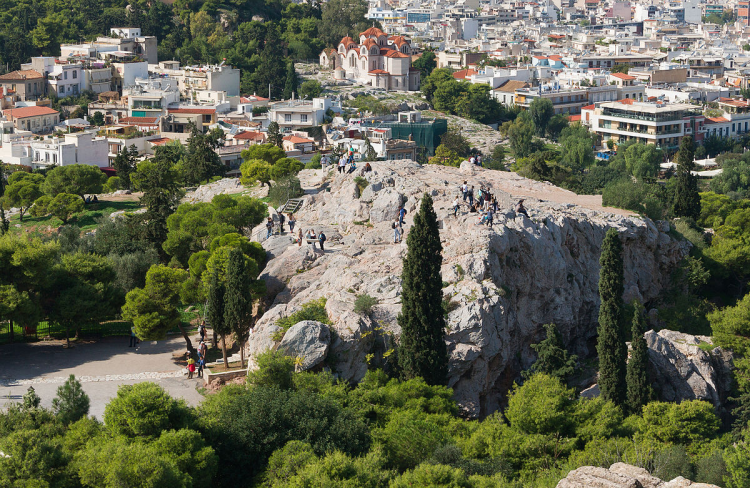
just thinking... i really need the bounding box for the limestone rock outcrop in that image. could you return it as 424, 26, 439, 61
646, 330, 734, 408
277, 320, 331, 370
248, 161, 691, 417
556, 463, 719, 488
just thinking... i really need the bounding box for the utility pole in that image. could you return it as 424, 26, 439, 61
269, 83, 271, 101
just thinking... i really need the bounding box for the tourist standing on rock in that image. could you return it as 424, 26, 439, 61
393, 220, 402, 243
338, 156, 346, 173
265, 217, 273, 238
297, 228, 303, 246
461, 181, 468, 201
187, 356, 196, 379
452, 197, 460, 217
468, 186, 475, 206
398, 205, 407, 226
318, 231, 327, 251
278, 213, 286, 234
486, 208, 494, 228
515, 199, 529, 218
288, 214, 296, 233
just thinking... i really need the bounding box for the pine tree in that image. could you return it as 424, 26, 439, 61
597, 228, 627, 406
224, 248, 252, 369
52, 374, 90, 424
524, 323, 578, 382
672, 135, 701, 220
283, 61, 299, 100
268, 122, 283, 148
363, 134, 378, 162
206, 269, 229, 368
397, 193, 449, 385
626, 302, 651, 414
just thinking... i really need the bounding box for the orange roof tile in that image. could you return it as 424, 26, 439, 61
582, 104, 596, 110
4, 106, 59, 119
568, 114, 581, 122
453, 69, 477, 80
384, 51, 409, 58
369, 69, 389, 74
119, 116, 157, 124
0, 70, 44, 81
339, 36, 356, 47
616, 98, 635, 105
610, 72, 636, 80
283, 135, 314, 144
361, 27, 386, 38
706, 117, 729, 123
234, 131, 265, 140
148, 137, 172, 145
362, 39, 378, 49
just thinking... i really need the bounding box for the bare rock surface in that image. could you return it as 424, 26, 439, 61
247, 160, 690, 417
645, 329, 734, 408
277, 320, 331, 370
557, 463, 720, 488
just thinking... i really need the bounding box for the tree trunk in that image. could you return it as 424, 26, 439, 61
212, 328, 217, 348
222, 335, 229, 369
176, 322, 194, 353
9, 319, 13, 344
240, 340, 245, 369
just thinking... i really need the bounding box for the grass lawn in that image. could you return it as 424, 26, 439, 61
9, 199, 142, 234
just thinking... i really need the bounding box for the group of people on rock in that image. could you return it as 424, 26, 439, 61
452, 181, 530, 227
296, 228, 327, 251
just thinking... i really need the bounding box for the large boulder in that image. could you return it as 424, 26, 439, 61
557, 463, 720, 488
646, 329, 734, 408
247, 160, 690, 417
278, 320, 331, 370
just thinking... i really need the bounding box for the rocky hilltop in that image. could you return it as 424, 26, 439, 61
557, 462, 719, 488
247, 160, 690, 417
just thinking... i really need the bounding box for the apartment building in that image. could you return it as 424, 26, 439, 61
3, 106, 60, 134
703, 98, 750, 138
149, 62, 240, 98
586, 99, 704, 150
0, 70, 46, 100
268, 98, 337, 130
0, 131, 108, 169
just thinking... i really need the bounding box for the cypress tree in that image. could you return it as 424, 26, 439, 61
267, 122, 283, 148
672, 135, 701, 220
206, 269, 229, 368
597, 228, 627, 406
397, 193, 449, 385
283, 61, 299, 100
626, 302, 651, 415
224, 248, 252, 369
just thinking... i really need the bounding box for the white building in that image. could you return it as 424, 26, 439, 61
0, 132, 109, 169
148, 62, 241, 98
268, 98, 339, 129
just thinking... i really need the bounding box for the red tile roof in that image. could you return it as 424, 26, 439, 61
148, 137, 172, 146
361, 27, 386, 38
453, 69, 477, 80
119, 117, 157, 124
234, 131, 265, 140
240, 95, 269, 102
283, 135, 314, 144
610, 72, 636, 80
168, 108, 216, 115
706, 117, 729, 123
0, 70, 44, 81
568, 114, 581, 122
369, 69, 389, 74
5, 106, 59, 119
616, 98, 635, 105
384, 51, 409, 58
582, 104, 596, 110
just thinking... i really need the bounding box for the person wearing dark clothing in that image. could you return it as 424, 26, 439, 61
318, 231, 327, 251
288, 214, 296, 233
278, 213, 286, 233
468, 186, 474, 206
486, 209, 494, 228
515, 199, 529, 218
129, 327, 137, 347
363, 162, 372, 172
398, 206, 407, 226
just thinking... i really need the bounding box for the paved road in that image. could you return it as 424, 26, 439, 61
0, 335, 206, 419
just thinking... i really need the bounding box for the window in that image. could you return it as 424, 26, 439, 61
64, 71, 68, 80
285, 114, 291, 122
73, 71, 77, 79
301, 114, 308, 122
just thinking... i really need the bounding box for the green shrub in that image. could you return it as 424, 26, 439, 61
390, 463, 471, 487
354, 176, 369, 197
197, 386, 371, 484
103, 382, 193, 438
52, 375, 90, 425
652, 445, 694, 482
505, 374, 575, 436
602, 178, 667, 221
694, 449, 728, 486
354, 294, 377, 315
264, 441, 318, 486
305, 154, 322, 170
672, 219, 707, 250
273, 298, 330, 341
247, 349, 295, 390
373, 410, 453, 470
268, 175, 304, 207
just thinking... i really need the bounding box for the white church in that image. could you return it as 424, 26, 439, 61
319, 27, 421, 91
